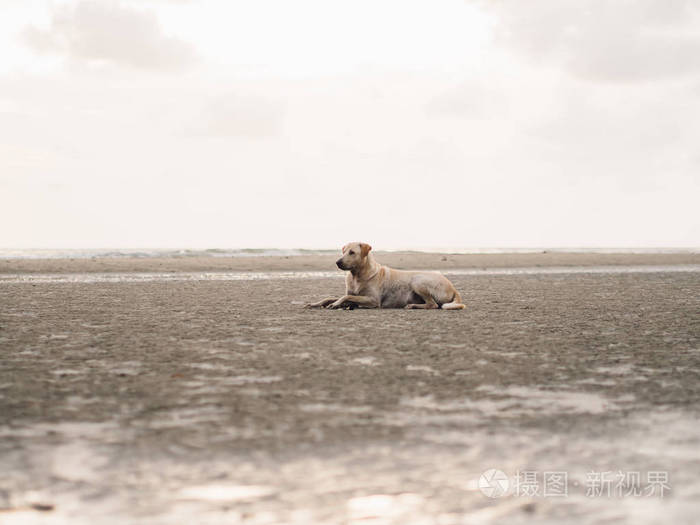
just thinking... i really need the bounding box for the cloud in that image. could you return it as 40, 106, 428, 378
425, 82, 509, 119
478, 0, 700, 82
23, 1, 195, 71
185, 93, 286, 138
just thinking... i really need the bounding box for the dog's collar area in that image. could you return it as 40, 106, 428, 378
351, 265, 380, 281
366, 267, 381, 281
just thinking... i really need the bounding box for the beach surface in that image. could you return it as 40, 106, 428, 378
1, 253, 699, 524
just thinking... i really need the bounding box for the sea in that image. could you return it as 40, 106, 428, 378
0, 247, 697, 259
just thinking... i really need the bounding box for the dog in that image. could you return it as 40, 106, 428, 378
305, 242, 465, 310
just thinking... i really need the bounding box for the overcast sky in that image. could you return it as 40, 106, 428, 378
1, 0, 698, 250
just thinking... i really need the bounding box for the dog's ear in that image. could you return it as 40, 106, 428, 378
360, 243, 372, 257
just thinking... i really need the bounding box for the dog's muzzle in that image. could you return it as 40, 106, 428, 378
336, 259, 346, 270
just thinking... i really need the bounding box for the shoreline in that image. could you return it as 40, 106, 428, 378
2, 251, 699, 274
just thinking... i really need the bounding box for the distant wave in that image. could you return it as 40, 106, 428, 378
0, 248, 338, 259
0, 247, 696, 259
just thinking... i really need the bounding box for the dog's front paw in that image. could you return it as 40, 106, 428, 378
326, 301, 342, 309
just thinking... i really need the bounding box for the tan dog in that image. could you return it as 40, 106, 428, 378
306, 242, 466, 310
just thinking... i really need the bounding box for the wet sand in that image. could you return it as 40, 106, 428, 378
1, 254, 699, 524
2, 251, 699, 274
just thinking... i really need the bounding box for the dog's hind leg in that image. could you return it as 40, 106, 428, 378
441, 290, 466, 310
405, 286, 439, 309
405, 301, 438, 309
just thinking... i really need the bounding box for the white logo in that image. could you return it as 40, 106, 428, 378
479, 469, 509, 498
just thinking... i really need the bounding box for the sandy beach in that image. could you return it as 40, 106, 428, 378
1, 253, 699, 524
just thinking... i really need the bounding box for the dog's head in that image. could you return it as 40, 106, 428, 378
336, 242, 372, 271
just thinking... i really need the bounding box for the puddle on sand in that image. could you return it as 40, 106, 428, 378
2, 408, 699, 524
406, 365, 440, 375
475, 385, 616, 415
50, 369, 82, 376
50, 442, 109, 482
347, 493, 425, 522
1, 264, 698, 284
186, 362, 230, 371
596, 364, 634, 375
179, 375, 283, 394
299, 403, 372, 414
576, 378, 617, 386
396, 386, 619, 423
110, 361, 143, 376
221, 375, 283, 385
148, 406, 227, 429
0, 421, 122, 439
352, 356, 379, 366
177, 484, 275, 502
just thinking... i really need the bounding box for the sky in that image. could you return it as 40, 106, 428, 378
1, 0, 699, 250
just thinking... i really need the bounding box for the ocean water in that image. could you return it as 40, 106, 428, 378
0, 248, 333, 259
0, 247, 697, 259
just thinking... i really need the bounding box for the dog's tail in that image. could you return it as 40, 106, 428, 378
441, 290, 466, 310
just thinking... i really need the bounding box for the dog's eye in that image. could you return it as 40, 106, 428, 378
349, 250, 355, 255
